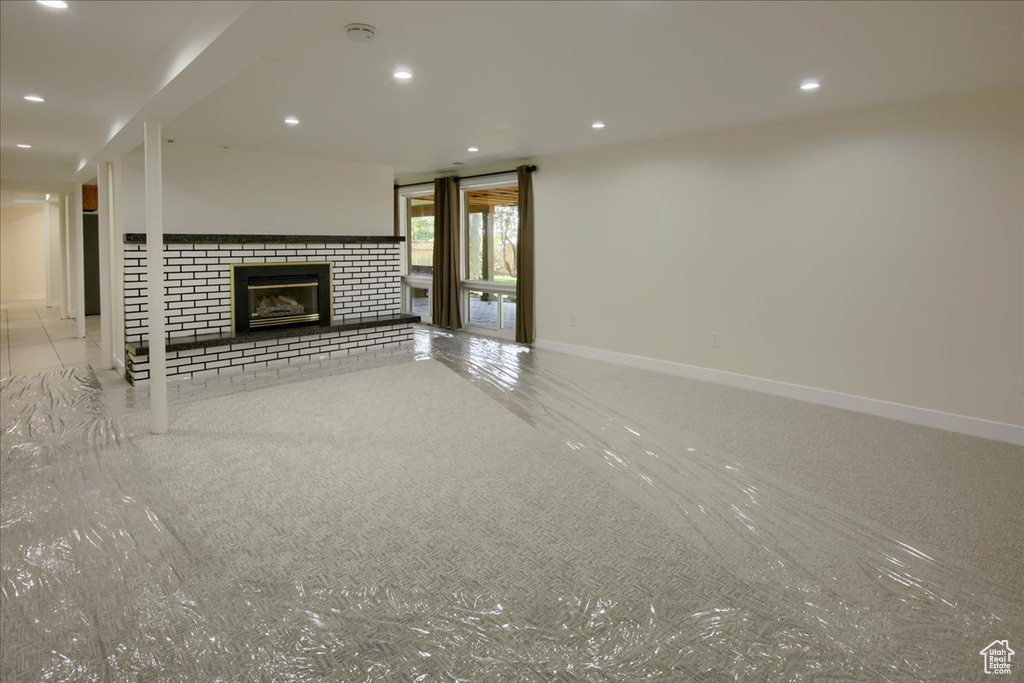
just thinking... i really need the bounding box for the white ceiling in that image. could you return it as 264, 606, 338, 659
0, 1, 204, 183
1, 0, 1022, 188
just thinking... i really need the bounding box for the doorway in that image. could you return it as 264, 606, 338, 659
82, 212, 101, 315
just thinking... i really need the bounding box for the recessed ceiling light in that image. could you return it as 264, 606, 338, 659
467, 146, 479, 153
37, 0, 68, 8
591, 121, 606, 129
16, 144, 32, 149
800, 80, 821, 91
393, 70, 413, 80
24, 94, 45, 103
284, 116, 300, 125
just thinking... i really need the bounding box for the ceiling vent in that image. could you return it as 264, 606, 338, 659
345, 23, 377, 42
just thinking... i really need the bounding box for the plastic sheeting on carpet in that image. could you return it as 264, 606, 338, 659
418, 331, 1022, 679
1, 332, 1021, 681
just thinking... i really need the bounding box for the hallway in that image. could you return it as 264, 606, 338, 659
0, 300, 103, 378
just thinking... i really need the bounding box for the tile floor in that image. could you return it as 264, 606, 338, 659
0, 300, 103, 378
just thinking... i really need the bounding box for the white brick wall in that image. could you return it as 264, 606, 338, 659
123, 240, 402, 343
126, 325, 414, 384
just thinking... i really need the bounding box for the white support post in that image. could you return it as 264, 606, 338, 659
97, 162, 113, 368
61, 194, 71, 319
44, 200, 52, 307
47, 199, 62, 309
144, 121, 168, 434
74, 184, 86, 339
111, 158, 126, 373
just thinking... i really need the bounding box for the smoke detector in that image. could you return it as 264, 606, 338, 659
345, 23, 377, 42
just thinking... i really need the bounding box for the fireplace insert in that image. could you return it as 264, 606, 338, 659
231, 262, 332, 334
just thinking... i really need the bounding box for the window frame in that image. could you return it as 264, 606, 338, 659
459, 173, 518, 339
397, 183, 434, 325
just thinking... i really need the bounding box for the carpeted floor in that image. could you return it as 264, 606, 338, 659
124, 360, 712, 599
1, 333, 1021, 681
519, 348, 1024, 588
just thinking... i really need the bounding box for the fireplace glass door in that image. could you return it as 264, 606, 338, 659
232, 262, 332, 334
248, 280, 320, 328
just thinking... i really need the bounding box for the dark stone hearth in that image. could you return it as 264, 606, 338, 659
124, 233, 404, 244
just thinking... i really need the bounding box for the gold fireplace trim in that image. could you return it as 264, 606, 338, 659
230, 261, 333, 335
249, 312, 321, 328
248, 282, 318, 291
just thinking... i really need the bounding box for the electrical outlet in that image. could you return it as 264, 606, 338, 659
570, 314, 578, 327
1019, 372, 1024, 395
711, 331, 721, 348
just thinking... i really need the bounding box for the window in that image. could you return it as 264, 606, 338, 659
461, 176, 518, 339
409, 285, 430, 317
408, 196, 435, 278
397, 175, 520, 338
398, 186, 435, 324
465, 184, 518, 284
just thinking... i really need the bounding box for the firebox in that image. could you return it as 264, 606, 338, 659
231, 262, 332, 334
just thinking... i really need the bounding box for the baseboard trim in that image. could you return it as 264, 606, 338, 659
0, 295, 46, 302
533, 338, 1024, 446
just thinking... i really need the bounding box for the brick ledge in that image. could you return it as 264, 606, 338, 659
127, 314, 420, 356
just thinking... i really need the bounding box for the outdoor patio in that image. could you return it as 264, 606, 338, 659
411, 295, 516, 331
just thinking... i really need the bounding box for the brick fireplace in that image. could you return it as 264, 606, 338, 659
122, 233, 419, 384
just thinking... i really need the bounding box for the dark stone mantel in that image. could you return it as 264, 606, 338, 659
123, 233, 404, 244
126, 313, 420, 356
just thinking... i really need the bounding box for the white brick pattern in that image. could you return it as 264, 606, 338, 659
123, 239, 411, 384
126, 325, 414, 384
123, 241, 402, 343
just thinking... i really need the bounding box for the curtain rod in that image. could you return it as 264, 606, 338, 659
395, 165, 536, 189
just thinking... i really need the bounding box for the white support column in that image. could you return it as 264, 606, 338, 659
44, 199, 52, 307
74, 184, 86, 339
61, 194, 71, 319
47, 199, 63, 309
144, 121, 168, 434
111, 158, 126, 373
97, 162, 113, 368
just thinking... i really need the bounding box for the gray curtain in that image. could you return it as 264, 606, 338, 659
515, 165, 535, 344
432, 176, 462, 329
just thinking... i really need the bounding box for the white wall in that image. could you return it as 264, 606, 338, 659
0, 204, 47, 301
120, 142, 393, 235
46, 199, 64, 308
535, 88, 1023, 428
